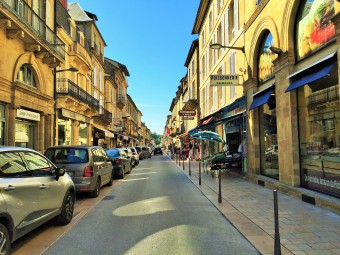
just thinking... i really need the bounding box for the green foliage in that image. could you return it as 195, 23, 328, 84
151, 132, 162, 145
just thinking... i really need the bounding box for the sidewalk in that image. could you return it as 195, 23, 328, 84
169, 154, 340, 255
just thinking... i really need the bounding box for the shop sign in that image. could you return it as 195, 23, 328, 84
210, 75, 239, 86
112, 118, 121, 125
112, 126, 123, 132
61, 108, 90, 123
17, 109, 40, 121
182, 116, 194, 120
179, 110, 196, 116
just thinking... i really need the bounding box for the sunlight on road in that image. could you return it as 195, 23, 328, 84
113, 196, 174, 216
129, 172, 157, 175
125, 225, 203, 254
134, 168, 154, 171
120, 178, 149, 182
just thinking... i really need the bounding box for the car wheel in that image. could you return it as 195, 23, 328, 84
90, 178, 101, 198
119, 167, 125, 179
107, 171, 114, 186
56, 191, 75, 225
0, 223, 10, 255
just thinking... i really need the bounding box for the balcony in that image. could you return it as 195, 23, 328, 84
94, 106, 112, 125
116, 94, 126, 109
56, 78, 99, 111
69, 41, 92, 72
0, 0, 65, 64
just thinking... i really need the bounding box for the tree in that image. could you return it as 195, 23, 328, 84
151, 132, 161, 145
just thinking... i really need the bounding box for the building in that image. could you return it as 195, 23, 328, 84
0, 0, 65, 153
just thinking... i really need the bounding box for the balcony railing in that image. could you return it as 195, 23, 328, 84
308, 85, 339, 107
56, 78, 99, 111
1, 0, 65, 59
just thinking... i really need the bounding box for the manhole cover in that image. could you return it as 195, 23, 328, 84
103, 195, 115, 201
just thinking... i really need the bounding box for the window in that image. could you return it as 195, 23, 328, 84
23, 151, 53, 176
296, 0, 335, 61
258, 31, 277, 83
0, 152, 27, 176
228, 3, 234, 40
17, 64, 37, 87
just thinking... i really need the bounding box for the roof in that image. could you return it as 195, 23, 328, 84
192, 0, 211, 34
184, 39, 199, 67
104, 57, 130, 77
68, 3, 92, 22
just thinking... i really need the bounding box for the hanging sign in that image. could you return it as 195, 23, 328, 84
210, 75, 239, 86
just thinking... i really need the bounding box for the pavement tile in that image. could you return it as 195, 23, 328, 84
304, 250, 337, 255
330, 249, 340, 255
308, 243, 338, 250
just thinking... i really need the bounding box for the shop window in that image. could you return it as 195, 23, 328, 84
15, 121, 34, 149
296, 0, 335, 61
79, 123, 88, 145
257, 31, 278, 84
298, 79, 339, 197
58, 119, 72, 145
17, 64, 37, 88
259, 98, 278, 179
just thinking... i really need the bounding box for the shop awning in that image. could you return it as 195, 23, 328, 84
94, 126, 115, 138
177, 132, 188, 139
188, 127, 198, 136
250, 84, 275, 110
285, 52, 337, 92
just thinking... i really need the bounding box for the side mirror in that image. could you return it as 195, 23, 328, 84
55, 167, 66, 181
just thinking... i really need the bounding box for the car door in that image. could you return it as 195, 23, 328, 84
0, 151, 39, 232
120, 150, 128, 173
92, 148, 111, 185
21, 151, 65, 220
98, 148, 112, 184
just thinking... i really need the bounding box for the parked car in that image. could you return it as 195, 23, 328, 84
129, 147, 140, 165
0, 146, 75, 255
134, 146, 144, 160
106, 148, 132, 178
153, 147, 163, 155
122, 148, 135, 167
135, 146, 151, 159
45, 145, 113, 198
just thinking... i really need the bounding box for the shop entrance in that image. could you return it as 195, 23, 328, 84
15, 120, 34, 149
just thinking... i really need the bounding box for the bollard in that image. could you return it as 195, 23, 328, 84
218, 169, 222, 203
199, 160, 202, 185
183, 156, 185, 170
189, 157, 191, 176
179, 154, 181, 167
273, 190, 281, 255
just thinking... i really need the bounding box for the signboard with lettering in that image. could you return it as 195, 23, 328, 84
182, 116, 194, 120
17, 109, 40, 121
179, 110, 196, 116
210, 75, 239, 86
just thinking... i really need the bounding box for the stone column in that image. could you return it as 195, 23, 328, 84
72, 120, 79, 145
273, 50, 300, 186
7, 106, 16, 146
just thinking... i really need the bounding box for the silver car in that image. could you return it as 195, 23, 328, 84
0, 146, 75, 255
45, 145, 113, 198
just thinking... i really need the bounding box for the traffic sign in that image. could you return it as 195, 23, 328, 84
179, 110, 196, 116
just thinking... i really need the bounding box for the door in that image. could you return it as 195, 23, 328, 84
93, 148, 111, 185
22, 151, 65, 219
0, 151, 39, 232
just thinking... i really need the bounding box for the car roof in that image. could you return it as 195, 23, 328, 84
46, 145, 102, 149
0, 146, 38, 152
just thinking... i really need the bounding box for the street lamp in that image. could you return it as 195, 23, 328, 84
210, 43, 245, 53
53, 66, 79, 146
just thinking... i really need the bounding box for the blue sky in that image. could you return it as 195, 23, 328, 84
72, 1, 200, 135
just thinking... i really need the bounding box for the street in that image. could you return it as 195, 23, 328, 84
12, 153, 259, 255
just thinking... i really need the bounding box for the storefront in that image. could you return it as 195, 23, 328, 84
15, 109, 40, 149
282, 0, 339, 198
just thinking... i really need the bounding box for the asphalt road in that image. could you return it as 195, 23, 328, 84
43, 154, 259, 255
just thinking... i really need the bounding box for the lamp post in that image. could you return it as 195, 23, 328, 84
210, 43, 244, 53
53, 67, 79, 146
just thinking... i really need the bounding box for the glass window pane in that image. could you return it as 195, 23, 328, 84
0, 152, 27, 176
23, 151, 53, 175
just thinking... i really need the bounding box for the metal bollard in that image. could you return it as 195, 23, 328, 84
183, 156, 185, 170
274, 190, 281, 255
189, 157, 191, 176
179, 154, 181, 167
199, 160, 202, 185
218, 169, 222, 203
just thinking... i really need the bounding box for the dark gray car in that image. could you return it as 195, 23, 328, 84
45, 145, 113, 198
106, 148, 132, 179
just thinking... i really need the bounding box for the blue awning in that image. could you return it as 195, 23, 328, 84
249, 86, 275, 110
188, 127, 198, 136
285, 62, 336, 92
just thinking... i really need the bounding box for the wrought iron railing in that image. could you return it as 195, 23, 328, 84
56, 78, 99, 111
117, 94, 126, 104
308, 85, 339, 107
1, 0, 65, 59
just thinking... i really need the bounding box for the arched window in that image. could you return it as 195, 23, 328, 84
257, 31, 277, 84
17, 64, 37, 88
296, 0, 335, 61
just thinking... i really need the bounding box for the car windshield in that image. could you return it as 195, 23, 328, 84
135, 147, 141, 152
45, 148, 89, 163
106, 150, 120, 157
